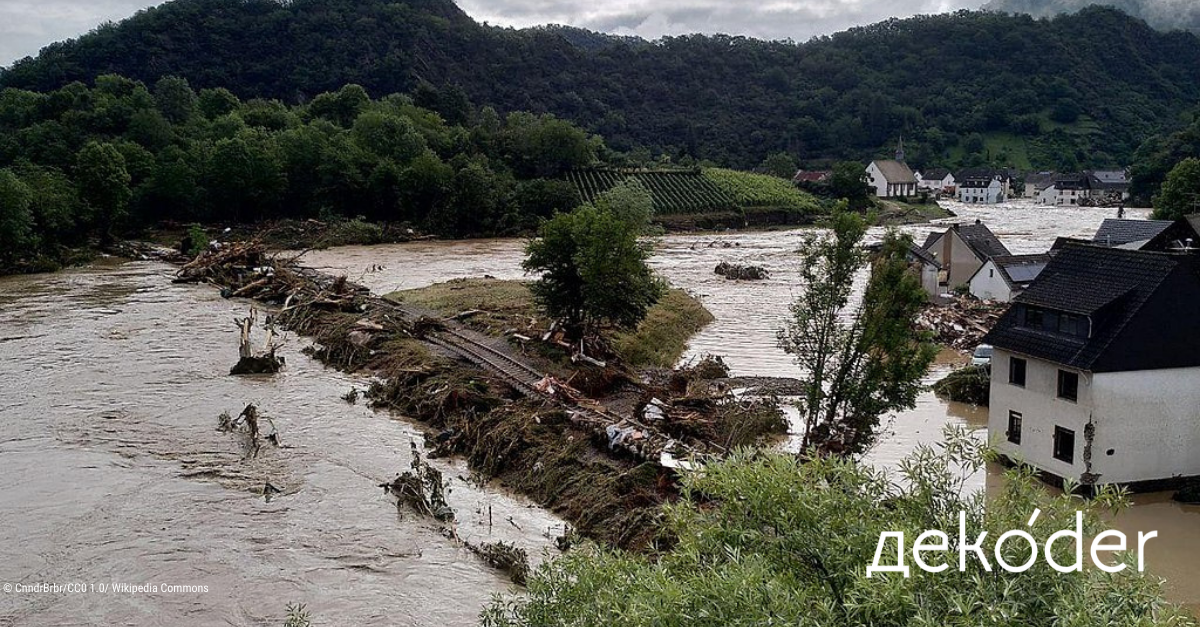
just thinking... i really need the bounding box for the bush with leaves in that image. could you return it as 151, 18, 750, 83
523, 187, 663, 337
483, 427, 1194, 627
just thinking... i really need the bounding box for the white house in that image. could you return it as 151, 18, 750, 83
866, 160, 918, 198
920, 220, 1012, 289
957, 176, 1005, 204
985, 245, 1200, 489
917, 169, 955, 194
1024, 172, 1056, 199
967, 253, 1051, 302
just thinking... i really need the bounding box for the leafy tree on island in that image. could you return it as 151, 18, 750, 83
523, 181, 662, 338
829, 161, 871, 209
778, 207, 937, 456
1152, 158, 1200, 220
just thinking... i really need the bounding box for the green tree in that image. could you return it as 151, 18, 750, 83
202, 133, 285, 221
1152, 157, 1200, 220
0, 169, 36, 263
484, 428, 1192, 627
778, 208, 936, 456
153, 76, 197, 124
830, 161, 869, 207
351, 111, 427, 162
197, 87, 240, 119
760, 151, 798, 179
75, 141, 131, 242
523, 203, 663, 337
592, 179, 654, 231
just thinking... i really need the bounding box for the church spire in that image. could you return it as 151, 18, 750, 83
895, 136, 906, 162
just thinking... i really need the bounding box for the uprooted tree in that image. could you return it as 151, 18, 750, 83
522, 180, 663, 339
778, 205, 937, 456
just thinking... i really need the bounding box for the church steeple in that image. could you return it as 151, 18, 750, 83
895, 136, 906, 162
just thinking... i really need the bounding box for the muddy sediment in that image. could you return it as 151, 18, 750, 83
176, 242, 785, 553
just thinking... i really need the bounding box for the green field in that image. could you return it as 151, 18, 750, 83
566, 168, 819, 217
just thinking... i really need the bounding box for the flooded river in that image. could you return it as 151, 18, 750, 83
0, 259, 562, 625
2, 199, 1197, 622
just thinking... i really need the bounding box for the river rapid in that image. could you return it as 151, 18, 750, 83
1, 199, 1198, 623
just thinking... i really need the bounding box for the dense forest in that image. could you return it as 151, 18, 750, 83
3, 0, 1200, 172
0, 76, 611, 269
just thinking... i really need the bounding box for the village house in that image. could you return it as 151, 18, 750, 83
1092, 218, 1175, 249
906, 243, 943, 296
1093, 216, 1200, 252
984, 244, 1200, 489
956, 175, 1005, 204
1085, 169, 1132, 203
1024, 172, 1056, 198
917, 169, 955, 194
957, 168, 1015, 198
967, 253, 1052, 302
865, 141, 918, 198
921, 220, 1012, 289
1036, 173, 1090, 206
792, 169, 832, 184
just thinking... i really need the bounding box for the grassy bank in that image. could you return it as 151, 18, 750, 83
873, 199, 954, 225
389, 278, 714, 368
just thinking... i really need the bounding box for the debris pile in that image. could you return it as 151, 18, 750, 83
217, 403, 280, 458
915, 296, 1005, 352
230, 309, 284, 375
463, 541, 530, 585
383, 442, 455, 522
714, 261, 769, 281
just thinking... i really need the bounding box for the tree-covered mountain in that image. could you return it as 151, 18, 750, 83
983, 0, 1200, 36
3, 0, 1200, 170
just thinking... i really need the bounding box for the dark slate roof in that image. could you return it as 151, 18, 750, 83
908, 243, 942, 269
956, 221, 1011, 260
871, 160, 917, 184
1092, 219, 1174, 247
921, 169, 951, 181
992, 254, 1052, 288
1025, 172, 1057, 190
922, 231, 941, 250
984, 245, 1200, 372
957, 167, 1007, 181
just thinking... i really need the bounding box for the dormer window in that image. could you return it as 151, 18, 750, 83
1016, 305, 1088, 339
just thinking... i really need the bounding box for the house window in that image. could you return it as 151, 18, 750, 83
1009, 357, 1026, 387
1057, 370, 1079, 402
1053, 426, 1076, 464
1007, 411, 1023, 445
989, 268, 994, 278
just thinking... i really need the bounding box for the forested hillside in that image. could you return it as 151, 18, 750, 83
3, 0, 1200, 171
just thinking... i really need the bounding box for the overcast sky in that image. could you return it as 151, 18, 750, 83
1, 0, 989, 67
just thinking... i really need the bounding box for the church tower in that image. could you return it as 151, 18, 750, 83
895, 136, 906, 162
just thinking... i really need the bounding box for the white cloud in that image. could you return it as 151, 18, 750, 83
2, 0, 989, 68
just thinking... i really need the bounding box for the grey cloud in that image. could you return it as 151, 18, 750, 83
2, 0, 162, 66
459, 0, 988, 42
2, 0, 989, 68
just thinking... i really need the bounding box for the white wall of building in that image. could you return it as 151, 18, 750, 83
865, 162, 888, 198
957, 180, 1004, 204
990, 349, 1094, 483
968, 260, 1013, 302
927, 230, 984, 288
1089, 368, 1200, 485
991, 349, 1200, 486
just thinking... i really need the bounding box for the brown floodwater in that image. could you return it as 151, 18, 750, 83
4, 200, 1195, 623
0, 258, 563, 625
304, 200, 1200, 609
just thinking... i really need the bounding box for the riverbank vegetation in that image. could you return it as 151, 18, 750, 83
483, 428, 1193, 626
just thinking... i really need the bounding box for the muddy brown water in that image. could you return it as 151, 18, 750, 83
2, 200, 1196, 623
0, 258, 563, 625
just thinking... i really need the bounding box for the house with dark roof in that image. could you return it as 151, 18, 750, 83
1121, 216, 1200, 253
1023, 172, 1057, 199
984, 244, 1200, 489
906, 243, 943, 296
920, 220, 1012, 289
792, 170, 832, 184
917, 169, 955, 194
1036, 173, 1091, 206
967, 253, 1052, 302
956, 176, 1005, 204
956, 168, 1015, 198
1092, 219, 1175, 249
1085, 170, 1131, 203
